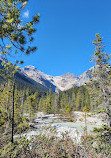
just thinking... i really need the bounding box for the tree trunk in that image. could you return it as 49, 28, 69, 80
21, 96, 24, 118
11, 81, 15, 143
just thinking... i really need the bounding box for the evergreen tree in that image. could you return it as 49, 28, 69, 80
90, 33, 111, 127
0, 0, 39, 143
0, 0, 39, 61
75, 87, 84, 110
71, 87, 76, 109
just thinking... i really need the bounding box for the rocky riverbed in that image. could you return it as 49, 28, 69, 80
19, 111, 106, 143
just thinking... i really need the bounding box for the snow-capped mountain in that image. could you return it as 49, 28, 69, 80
21, 66, 94, 92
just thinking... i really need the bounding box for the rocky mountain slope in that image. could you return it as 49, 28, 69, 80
0, 56, 94, 93
0, 58, 48, 94
21, 66, 94, 92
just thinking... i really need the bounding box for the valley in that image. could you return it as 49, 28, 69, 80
0, 0, 111, 157
21, 65, 94, 92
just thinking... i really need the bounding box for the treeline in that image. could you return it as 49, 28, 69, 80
38, 86, 91, 115
0, 79, 107, 128
0, 81, 91, 127
0, 81, 44, 130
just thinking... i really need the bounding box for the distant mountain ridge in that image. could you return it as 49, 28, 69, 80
21, 65, 94, 92
0, 57, 48, 94
0, 57, 94, 93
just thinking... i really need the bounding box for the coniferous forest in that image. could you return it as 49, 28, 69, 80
0, 0, 111, 157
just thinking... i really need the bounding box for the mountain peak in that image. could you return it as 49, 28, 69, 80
65, 72, 73, 75
24, 65, 37, 69
60, 72, 77, 79
21, 65, 93, 92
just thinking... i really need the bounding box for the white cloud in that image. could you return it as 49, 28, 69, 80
23, 10, 29, 18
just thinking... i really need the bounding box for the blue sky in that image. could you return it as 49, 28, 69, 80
21, 0, 111, 76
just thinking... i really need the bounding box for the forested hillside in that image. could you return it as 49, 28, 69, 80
37, 86, 91, 115
0, 58, 48, 96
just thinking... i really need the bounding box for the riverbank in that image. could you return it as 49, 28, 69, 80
20, 111, 106, 144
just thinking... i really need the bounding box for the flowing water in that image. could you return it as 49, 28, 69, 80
21, 114, 99, 143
